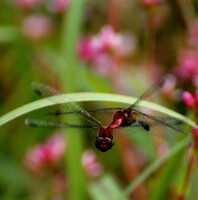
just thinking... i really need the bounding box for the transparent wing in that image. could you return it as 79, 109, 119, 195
133, 109, 190, 135
115, 117, 190, 141
25, 118, 99, 129
47, 107, 121, 116
129, 78, 165, 109
119, 110, 191, 141
47, 107, 122, 126
31, 82, 102, 127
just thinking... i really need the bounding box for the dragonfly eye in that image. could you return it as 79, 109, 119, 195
104, 137, 112, 143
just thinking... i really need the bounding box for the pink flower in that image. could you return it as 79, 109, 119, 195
174, 49, 198, 83
183, 92, 195, 108
193, 127, 198, 140
82, 149, 103, 178
21, 15, 53, 40
15, 0, 42, 9
98, 26, 123, 52
183, 91, 198, 124
78, 25, 136, 76
24, 133, 66, 173
78, 37, 103, 63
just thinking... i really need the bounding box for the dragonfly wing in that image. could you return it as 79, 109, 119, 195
31, 82, 102, 127
25, 118, 99, 129
50, 107, 121, 115
114, 123, 188, 141
129, 78, 165, 109
120, 110, 191, 140
133, 109, 190, 134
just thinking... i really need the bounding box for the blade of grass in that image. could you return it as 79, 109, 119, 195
59, 0, 87, 199
0, 92, 196, 128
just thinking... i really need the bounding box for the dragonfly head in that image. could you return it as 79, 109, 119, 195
95, 127, 114, 152
95, 136, 114, 152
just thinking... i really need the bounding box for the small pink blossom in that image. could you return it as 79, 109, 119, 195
78, 25, 136, 76
82, 149, 103, 178
98, 26, 123, 52
183, 91, 198, 124
78, 37, 103, 63
15, 0, 42, 9
21, 15, 53, 40
24, 133, 66, 173
174, 49, 198, 83
183, 91, 198, 109
193, 127, 198, 140
183, 92, 195, 108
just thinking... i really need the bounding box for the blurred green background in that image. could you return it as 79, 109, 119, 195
0, 0, 198, 200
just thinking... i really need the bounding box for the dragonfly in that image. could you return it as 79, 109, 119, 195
25, 78, 189, 152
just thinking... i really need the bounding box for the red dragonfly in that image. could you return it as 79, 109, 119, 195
26, 79, 189, 152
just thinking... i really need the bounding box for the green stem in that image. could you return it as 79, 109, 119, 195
59, 0, 87, 199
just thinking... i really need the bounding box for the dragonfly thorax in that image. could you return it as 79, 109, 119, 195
110, 108, 137, 128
